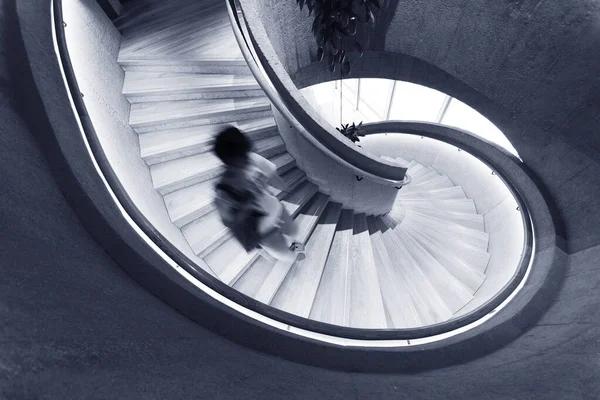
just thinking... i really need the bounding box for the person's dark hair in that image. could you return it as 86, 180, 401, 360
213, 126, 252, 166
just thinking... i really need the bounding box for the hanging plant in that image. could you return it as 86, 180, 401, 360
295, 0, 381, 77
336, 121, 363, 143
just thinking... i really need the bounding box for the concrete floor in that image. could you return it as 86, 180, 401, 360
2, 0, 600, 399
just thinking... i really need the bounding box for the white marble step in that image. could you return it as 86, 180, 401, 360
203, 231, 258, 281
381, 155, 409, 167
349, 214, 387, 328
129, 97, 272, 133
164, 177, 218, 227
400, 218, 491, 273
254, 193, 330, 304
280, 181, 320, 217
268, 168, 307, 199
309, 209, 354, 326
403, 210, 489, 250
403, 224, 486, 293
393, 227, 474, 313
140, 117, 279, 165
397, 198, 477, 214
233, 256, 275, 298
118, 57, 252, 74
409, 166, 439, 182
408, 208, 484, 231
182, 209, 228, 257
123, 71, 261, 102
396, 186, 466, 200
400, 175, 454, 192
271, 202, 343, 318
367, 216, 422, 328
152, 149, 293, 195
378, 222, 453, 324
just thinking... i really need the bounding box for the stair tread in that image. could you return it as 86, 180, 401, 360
396, 198, 477, 214
271, 202, 343, 318
182, 210, 229, 256
348, 214, 387, 328
164, 177, 218, 227
393, 226, 474, 313
367, 216, 422, 328
254, 193, 330, 304
407, 208, 485, 231
396, 185, 466, 200
403, 211, 489, 250
378, 219, 453, 324
123, 72, 259, 96
309, 209, 354, 326
130, 97, 271, 128
402, 223, 486, 293
400, 218, 491, 272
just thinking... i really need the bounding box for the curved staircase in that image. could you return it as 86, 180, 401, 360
115, 0, 490, 329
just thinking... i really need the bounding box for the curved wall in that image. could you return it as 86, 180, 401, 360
245, 0, 600, 254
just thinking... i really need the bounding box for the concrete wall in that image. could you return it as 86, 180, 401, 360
273, 109, 397, 215
245, 0, 600, 254
62, 0, 201, 263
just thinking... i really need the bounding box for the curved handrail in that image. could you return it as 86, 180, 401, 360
225, 0, 409, 187
51, 0, 533, 341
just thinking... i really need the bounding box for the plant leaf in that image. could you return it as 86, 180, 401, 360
317, 47, 324, 61
354, 41, 363, 57
341, 60, 351, 77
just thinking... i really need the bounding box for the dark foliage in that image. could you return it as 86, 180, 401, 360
295, 0, 380, 76
336, 121, 363, 143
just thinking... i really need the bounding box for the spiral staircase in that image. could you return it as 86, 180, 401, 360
114, 0, 490, 329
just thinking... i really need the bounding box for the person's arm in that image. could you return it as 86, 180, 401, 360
251, 153, 287, 191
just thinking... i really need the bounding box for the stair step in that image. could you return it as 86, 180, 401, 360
408, 208, 485, 231
271, 202, 343, 318
182, 210, 229, 257
348, 214, 387, 328
254, 193, 330, 304
164, 177, 218, 227
309, 209, 354, 326
396, 186, 466, 200
140, 117, 279, 165
118, 57, 253, 74
397, 198, 477, 214
123, 71, 261, 102
400, 218, 491, 273
410, 167, 439, 182
129, 97, 271, 133
403, 224, 486, 293
233, 256, 276, 298
402, 175, 454, 192
268, 168, 307, 199
367, 216, 422, 328
280, 181, 319, 216
151, 152, 222, 195
378, 219, 453, 324
393, 226, 474, 313
403, 210, 489, 250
